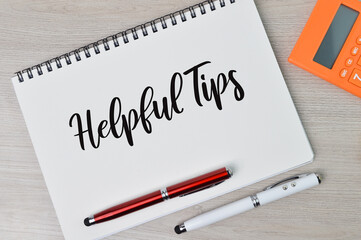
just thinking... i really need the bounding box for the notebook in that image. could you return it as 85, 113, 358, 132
12, 0, 314, 239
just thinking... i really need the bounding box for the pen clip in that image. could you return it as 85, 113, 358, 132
263, 174, 308, 191
179, 181, 225, 197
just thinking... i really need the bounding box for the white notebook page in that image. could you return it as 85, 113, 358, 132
12, 0, 313, 239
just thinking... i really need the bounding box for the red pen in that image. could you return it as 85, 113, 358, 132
84, 167, 232, 226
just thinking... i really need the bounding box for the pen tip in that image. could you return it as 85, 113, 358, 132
84, 216, 95, 226
84, 217, 91, 227
174, 224, 186, 234
174, 225, 182, 234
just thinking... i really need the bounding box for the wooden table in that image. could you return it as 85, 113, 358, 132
0, 0, 360, 239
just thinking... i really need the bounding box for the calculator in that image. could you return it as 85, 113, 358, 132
289, 0, 361, 98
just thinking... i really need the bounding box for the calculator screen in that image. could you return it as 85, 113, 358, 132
313, 5, 359, 69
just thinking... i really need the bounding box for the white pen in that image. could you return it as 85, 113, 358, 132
174, 173, 322, 234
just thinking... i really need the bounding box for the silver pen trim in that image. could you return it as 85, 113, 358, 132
315, 173, 322, 184
178, 224, 187, 233
88, 216, 95, 225
250, 195, 260, 208
161, 188, 170, 201
226, 167, 233, 177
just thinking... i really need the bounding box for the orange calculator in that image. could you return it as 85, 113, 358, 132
289, 0, 361, 98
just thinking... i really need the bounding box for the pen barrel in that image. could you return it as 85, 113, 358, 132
93, 190, 163, 223
167, 167, 231, 198
257, 173, 320, 205
185, 197, 254, 231
181, 173, 321, 232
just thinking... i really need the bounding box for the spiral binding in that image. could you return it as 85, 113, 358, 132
15, 0, 235, 83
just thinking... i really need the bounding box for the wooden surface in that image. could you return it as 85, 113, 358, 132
0, 0, 360, 239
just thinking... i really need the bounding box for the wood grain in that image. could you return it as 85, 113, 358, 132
0, 0, 360, 239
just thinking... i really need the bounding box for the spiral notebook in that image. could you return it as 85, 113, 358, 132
12, 0, 313, 239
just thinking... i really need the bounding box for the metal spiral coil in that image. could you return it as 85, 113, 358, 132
15, 0, 235, 82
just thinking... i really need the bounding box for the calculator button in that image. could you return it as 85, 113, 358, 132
357, 56, 361, 66
357, 36, 361, 45
349, 69, 361, 88
346, 58, 353, 66
351, 46, 359, 56
340, 69, 348, 78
